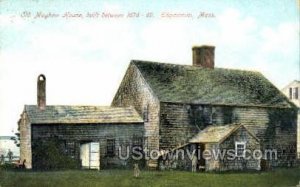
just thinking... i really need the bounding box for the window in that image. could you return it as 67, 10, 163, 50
235, 142, 246, 158
106, 139, 115, 157
211, 112, 217, 124
294, 87, 298, 99
289, 88, 293, 99
132, 137, 143, 149
205, 106, 213, 124
132, 137, 143, 157
66, 141, 75, 157
144, 137, 150, 157
232, 112, 238, 123
143, 105, 149, 122
290, 87, 299, 99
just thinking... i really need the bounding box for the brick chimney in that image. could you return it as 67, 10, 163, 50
192, 45, 215, 69
37, 74, 46, 110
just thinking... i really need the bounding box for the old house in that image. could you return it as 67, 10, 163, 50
19, 45, 298, 171
281, 80, 300, 158
19, 75, 144, 169
281, 80, 300, 107
112, 45, 298, 170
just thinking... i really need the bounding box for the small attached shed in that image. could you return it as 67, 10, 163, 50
189, 124, 261, 171
19, 105, 144, 170
158, 124, 261, 172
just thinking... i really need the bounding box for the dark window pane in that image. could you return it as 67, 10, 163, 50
143, 105, 149, 122
106, 139, 115, 157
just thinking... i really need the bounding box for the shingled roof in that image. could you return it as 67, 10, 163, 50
189, 124, 259, 143
24, 105, 143, 124
132, 60, 293, 108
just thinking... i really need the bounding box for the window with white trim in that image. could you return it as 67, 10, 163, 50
294, 87, 298, 99
235, 141, 246, 158
289, 87, 299, 99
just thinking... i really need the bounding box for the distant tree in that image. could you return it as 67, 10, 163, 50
11, 123, 20, 147
11, 132, 20, 147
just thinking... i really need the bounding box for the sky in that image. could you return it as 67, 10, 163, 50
0, 0, 299, 136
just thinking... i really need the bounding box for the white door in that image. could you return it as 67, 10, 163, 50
89, 142, 100, 170
80, 143, 89, 169
80, 142, 100, 170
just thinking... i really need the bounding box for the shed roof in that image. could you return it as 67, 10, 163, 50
132, 60, 293, 108
24, 105, 143, 124
189, 124, 259, 144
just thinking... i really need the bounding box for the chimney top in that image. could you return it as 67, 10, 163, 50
192, 45, 215, 50
192, 45, 215, 69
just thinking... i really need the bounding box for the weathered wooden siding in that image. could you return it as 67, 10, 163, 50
160, 102, 297, 167
19, 111, 32, 169
218, 127, 260, 171
158, 144, 199, 172
111, 63, 160, 168
232, 107, 297, 167
31, 123, 144, 169
159, 103, 199, 150
158, 126, 260, 172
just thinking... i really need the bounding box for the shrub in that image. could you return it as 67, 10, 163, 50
32, 138, 79, 170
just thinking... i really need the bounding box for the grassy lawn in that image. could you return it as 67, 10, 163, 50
0, 168, 300, 187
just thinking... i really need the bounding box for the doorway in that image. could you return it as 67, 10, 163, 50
198, 143, 206, 171
80, 142, 100, 170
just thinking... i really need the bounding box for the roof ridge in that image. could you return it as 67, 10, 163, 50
131, 59, 262, 74
25, 104, 135, 109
